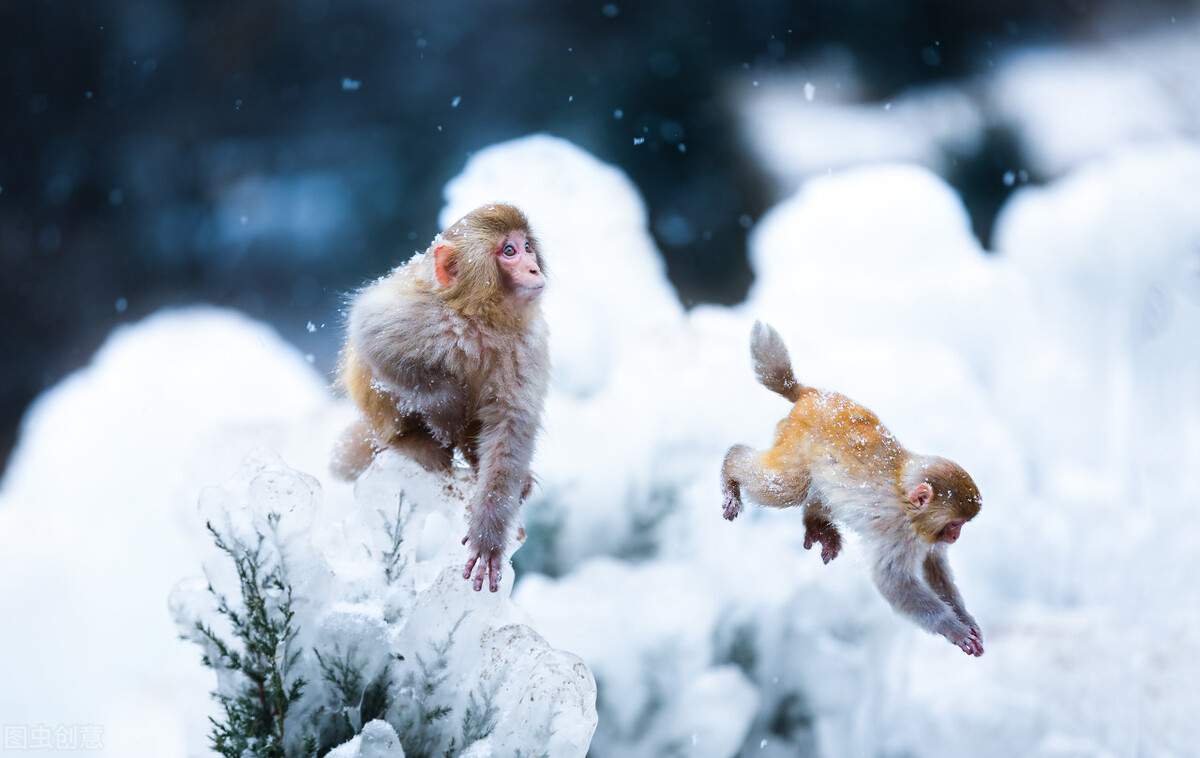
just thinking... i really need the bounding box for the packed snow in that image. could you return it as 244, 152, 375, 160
3, 101, 1200, 758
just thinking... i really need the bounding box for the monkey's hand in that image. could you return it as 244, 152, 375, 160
962, 616, 984, 656
462, 538, 504, 593
944, 619, 984, 657
722, 487, 743, 520
803, 521, 842, 564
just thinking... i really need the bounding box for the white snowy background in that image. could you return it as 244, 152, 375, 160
2, 18, 1200, 757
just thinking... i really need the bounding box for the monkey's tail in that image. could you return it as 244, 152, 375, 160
750, 321, 806, 403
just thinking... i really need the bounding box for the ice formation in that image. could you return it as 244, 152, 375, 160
171, 451, 596, 757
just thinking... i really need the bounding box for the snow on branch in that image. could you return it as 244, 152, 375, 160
171, 450, 597, 757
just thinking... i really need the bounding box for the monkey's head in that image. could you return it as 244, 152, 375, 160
431, 203, 546, 326
903, 456, 982, 545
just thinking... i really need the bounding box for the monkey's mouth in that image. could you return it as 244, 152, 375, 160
939, 523, 963, 543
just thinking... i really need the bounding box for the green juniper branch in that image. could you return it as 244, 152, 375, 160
196, 521, 308, 758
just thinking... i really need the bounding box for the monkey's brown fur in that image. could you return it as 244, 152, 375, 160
436, 203, 546, 327
334, 203, 550, 593
722, 321, 985, 655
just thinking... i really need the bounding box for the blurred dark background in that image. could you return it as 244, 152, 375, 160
0, 0, 1189, 475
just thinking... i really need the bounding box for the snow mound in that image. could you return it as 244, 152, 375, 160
0, 307, 348, 757
735, 76, 983, 193
991, 47, 1187, 178
441, 134, 683, 398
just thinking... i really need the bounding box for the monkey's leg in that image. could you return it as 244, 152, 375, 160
722, 444, 809, 520
331, 418, 381, 481
458, 418, 485, 469
802, 500, 842, 564
391, 423, 454, 473
721, 444, 752, 520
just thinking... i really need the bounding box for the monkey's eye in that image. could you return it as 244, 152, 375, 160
524, 242, 532, 253
502, 244, 517, 257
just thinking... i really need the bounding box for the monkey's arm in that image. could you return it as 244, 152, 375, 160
924, 550, 983, 650
873, 553, 983, 656
462, 393, 540, 592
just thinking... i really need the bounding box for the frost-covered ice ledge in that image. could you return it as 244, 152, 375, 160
171, 450, 597, 757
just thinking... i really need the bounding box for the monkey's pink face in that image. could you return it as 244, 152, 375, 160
939, 520, 965, 544
498, 233, 545, 302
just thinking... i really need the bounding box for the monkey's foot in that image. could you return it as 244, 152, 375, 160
722, 490, 743, 521
803, 522, 842, 564
392, 430, 454, 474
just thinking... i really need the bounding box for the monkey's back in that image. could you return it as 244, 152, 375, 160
764, 387, 907, 488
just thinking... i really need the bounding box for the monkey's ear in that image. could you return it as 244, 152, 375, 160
434, 244, 457, 288
908, 483, 934, 509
